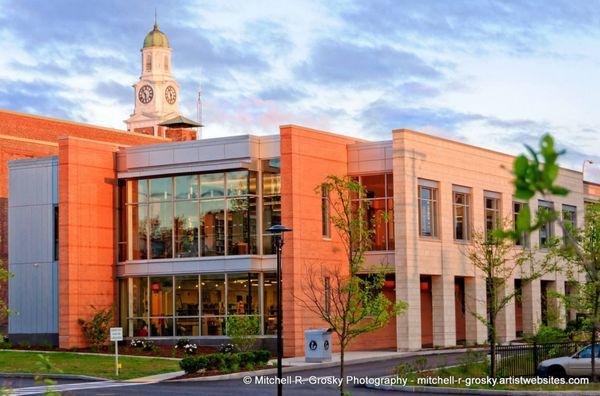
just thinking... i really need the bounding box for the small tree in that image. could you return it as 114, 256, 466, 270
508, 134, 600, 380
78, 305, 113, 351
0, 262, 12, 322
225, 315, 260, 352
298, 175, 406, 396
463, 221, 555, 378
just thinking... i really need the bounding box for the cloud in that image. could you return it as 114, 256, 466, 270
257, 86, 306, 102
295, 40, 443, 86
95, 81, 131, 105
0, 79, 80, 119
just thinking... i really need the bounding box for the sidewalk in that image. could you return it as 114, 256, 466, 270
278, 347, 483, 368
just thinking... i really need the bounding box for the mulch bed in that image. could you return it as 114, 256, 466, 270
2, 343, 217, 359
174, 365, 276, 379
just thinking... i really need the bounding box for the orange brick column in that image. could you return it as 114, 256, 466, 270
58, 137, 119, 348
279, 125, 359, 357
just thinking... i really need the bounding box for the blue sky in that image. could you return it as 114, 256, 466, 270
1, 0, 600, 178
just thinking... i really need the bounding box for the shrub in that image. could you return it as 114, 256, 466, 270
197, 355, 209, 370
223, 353, 241, 372
253, 349, 271, 366
77, 305, 113, 351
239, 351, 255, 369
527, 325, 569, 343
206, 354, 226, 371
226, 316, 260, 352
218, 343, 237, 353
142, 340, 156, 352
130, 338, 145, 349
180, 356, 201, 374
174, 339, 198, 355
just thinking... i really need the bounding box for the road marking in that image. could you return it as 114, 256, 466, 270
8, 380, 149, 395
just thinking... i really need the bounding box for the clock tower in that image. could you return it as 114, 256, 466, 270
125, 19, 181, 136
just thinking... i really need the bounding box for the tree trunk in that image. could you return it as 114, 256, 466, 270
593, 297, 598, 382
339, 341, 345, 396
489, 317, 496, 378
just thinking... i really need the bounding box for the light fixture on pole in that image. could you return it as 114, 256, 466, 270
267, 224, 292, 396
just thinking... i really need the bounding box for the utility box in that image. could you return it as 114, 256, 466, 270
304, 328, 333, 362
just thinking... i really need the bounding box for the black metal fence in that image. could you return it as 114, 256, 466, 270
495, 342, 587, 377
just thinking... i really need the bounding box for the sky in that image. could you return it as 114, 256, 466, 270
1, 0, 600, 179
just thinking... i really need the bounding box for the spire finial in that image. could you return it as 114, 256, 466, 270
154, 8, 158, 30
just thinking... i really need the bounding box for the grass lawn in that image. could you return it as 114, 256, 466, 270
0, 350, 181, 380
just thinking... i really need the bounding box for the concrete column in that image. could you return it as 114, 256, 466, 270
464, 276, 487, 345
522, 279, 542, 336
432, 275, 456, 347
396, 272, 422, 350
496, 279, 516, 343
550, 280, 566, 329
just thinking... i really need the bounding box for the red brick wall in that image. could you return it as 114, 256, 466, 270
165, 128, 197, 141
57, 137, 119, 348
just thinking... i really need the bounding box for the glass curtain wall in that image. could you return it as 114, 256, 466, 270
121, 273, 276, 337
123, 170, 262, 261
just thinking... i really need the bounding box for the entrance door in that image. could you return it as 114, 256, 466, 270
420, 276, 433, 348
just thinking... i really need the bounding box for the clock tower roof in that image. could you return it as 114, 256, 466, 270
143, 21, 169, 48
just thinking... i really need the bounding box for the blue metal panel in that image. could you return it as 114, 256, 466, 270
8, 157, 59, 335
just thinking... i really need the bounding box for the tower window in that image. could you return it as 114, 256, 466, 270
146, 55, 152, 72
164, 55, 169, 71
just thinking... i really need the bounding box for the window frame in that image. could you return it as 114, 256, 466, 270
452, 188, 471, 241
418, 182, 438, 238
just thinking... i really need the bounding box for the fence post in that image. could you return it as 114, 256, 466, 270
533, 341, 539, 372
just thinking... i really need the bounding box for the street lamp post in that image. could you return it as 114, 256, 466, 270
267, 224, 292, 396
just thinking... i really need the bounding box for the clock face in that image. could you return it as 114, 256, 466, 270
138, 85, 153, 104
165, 86, 177, 105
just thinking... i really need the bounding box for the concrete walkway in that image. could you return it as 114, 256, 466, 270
278, 347, 482, 368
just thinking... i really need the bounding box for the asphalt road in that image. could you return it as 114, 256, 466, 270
31, 351, 467, 396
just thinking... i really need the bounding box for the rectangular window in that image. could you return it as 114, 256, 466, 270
128, 204, 148, 260
563, 204, 577, 229
324, 277, 331, 318
513, 201, 529, 247
418, 181, 438, 237
174, 201, 198, 258
227, 273, 259, 315
353, 174, 394, 249
53, 204, 59, 261
200, 199, 225, 256
263, 272, 277, 335
322, 185, 331, 238
453, 188, 471, 241
227, 198, 257, 255
538, 200, 555, 247
484, 192, 501, 237
149, 201, 173, 259
201, 274, 225, 335
262, 159, 281, 254
174, 175, 198, 200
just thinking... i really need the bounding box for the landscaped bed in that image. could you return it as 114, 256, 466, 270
0, 340, 217, 358
176, 349, 274, 379
0, 350, 181, 380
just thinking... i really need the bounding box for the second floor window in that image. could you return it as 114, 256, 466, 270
453, 188, 471, 241
484, 192, 501, 237
513, 201, 529, 247
538, 200, 555, 247
321, 185, 331, 238
352, 174, 394, 250
418, 181, 438, 238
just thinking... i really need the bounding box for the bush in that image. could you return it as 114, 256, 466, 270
226, 316, 260, 352
130, 338, 145, 348
142, 340, 156, 352
223, 353, 241, 372
253, 349, 271, 366
197, 355, 209, 370
218, 343, 237, 353
180, 356, 201, 374
174, 339, 198, 355
77, 305, 113, 350
239, 351, 255, 369
527, 325, 570, 343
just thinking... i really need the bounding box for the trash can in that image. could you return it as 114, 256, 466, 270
304, 328, 333, 362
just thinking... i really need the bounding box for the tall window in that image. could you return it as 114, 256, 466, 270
321, 185, 331, 238
53, 204, 59, 261
123, 170, 258, 261
262, 159, 281, 254
484, 192, 501, 237
453, 187, 471, 241
538, 200, 555, 247
418, 180, 438, 238
513, 201, 529, 247
145, 54, 152, 72
353, 174, 394, 250
563, 205, 577, 230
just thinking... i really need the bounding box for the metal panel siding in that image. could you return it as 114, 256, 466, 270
8, 157, 59, 334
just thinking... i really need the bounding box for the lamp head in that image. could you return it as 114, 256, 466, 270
267, 225, 292, 234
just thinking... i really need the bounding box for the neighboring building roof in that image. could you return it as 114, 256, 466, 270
143, 22, 169, 48
159, 115, 202, 128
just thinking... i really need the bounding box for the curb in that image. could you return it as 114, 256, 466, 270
366, 384, 600, 396
0, 372, 108, 382
169, 348, 482, 382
